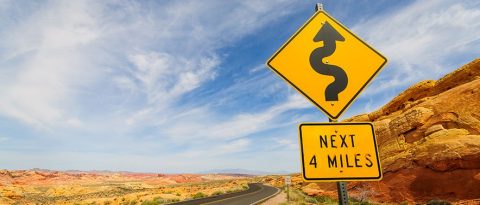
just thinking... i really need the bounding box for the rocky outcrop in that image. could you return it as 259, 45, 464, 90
304, 58, 480, 204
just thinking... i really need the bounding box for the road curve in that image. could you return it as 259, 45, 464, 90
168, 183, 280, 205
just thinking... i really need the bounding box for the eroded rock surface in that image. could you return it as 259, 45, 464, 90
302, 58, 480, 203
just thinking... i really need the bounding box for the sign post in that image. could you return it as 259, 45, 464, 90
266, 2, 386, 205
330, 118, 348, 205
285, 176, 291, 202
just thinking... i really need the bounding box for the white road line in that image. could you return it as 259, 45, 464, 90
202, 184, 265, 205
249, 186, 281, 205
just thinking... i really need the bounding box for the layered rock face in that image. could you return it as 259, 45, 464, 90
303, 59, 480, 203
348, 58, 480, 203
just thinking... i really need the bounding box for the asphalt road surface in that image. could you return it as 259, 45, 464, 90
169, 183, 280, 205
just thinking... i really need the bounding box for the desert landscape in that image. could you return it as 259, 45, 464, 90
1, 1, 480, 205
0, 169, 252, 204
2, 59, 480, 204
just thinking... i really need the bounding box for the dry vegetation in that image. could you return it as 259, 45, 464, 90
0, 170, 251, 205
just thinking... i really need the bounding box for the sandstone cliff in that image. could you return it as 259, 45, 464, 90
301, 58, 480, 204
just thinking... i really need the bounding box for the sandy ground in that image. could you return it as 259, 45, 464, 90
261, 189, 286, 205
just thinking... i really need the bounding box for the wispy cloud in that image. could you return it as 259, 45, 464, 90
122, 52, 219, 126
0, 0, 310, 171
0, 1, 103, 130
160, 94, 311, 143
1, 0, 478, 172
274, 138, 298, 150
353, 0, 480, 97
249, 64, 266, 74
0, 0, 302, 131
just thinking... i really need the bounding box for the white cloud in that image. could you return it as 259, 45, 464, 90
120, 52, 219, 126
274, 138, 298, 150
206, 94, 309, 139
353, 0, 480, 96
0, 1, 102, 130
0, 0, 302, 132
9, 1, 478, 173
218, 139, 250, 154
249, 64, 266, 74
127, 52, 218, 103
112, 0, 305, 128
181, 138, 251, 159
0, 1, 316, 174
162, 94, 311, 143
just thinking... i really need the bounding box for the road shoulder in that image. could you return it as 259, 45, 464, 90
260, 189, 286, 205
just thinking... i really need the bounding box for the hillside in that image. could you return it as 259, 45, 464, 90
278, 58, 480, 204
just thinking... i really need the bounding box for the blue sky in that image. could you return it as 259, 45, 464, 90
0, 0, 479, 173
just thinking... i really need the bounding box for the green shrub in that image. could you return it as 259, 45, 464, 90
140, 200, 157, 205
304, 196, 319, 203
290, 190, 308, 202
192, 192, 206, 199
427, 199, 451, 205
315, 195, 337, 204
141, 197, 165, 205
212, 191, 224, 196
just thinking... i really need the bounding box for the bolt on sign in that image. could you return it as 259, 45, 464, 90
299, 123, 382, 181
267, 10, 387, 119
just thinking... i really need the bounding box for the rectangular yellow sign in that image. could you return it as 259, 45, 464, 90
299, 123, 382, 181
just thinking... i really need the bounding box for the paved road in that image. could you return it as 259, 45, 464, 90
169, 183, 280, 205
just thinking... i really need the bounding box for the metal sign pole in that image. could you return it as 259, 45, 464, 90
316, 3, 349, 205
287, 184, 290, 202
285, 176, 291, 202
337, 181, 349, 205
329, 119, 349, 205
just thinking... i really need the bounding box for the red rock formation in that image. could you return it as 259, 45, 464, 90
302, 58, 480, 204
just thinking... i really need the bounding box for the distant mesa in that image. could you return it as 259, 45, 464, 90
199, 168, 291, 176
0, 168, 252, 204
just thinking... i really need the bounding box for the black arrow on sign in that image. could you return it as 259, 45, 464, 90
309, 21, 347, 101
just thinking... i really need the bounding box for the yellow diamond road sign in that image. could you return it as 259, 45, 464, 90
299, 123, 382, 181
267, 11, 387, 119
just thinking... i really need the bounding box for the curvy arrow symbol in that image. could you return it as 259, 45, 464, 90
309, 21, 347, 101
